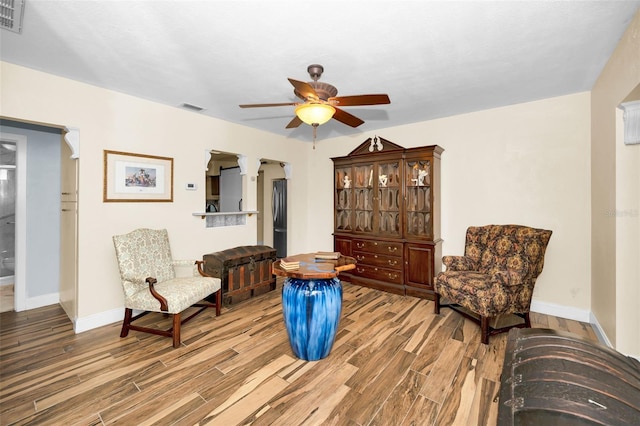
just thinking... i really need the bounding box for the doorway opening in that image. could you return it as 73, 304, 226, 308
257, 160, 287, 257
0, 141, 16, 283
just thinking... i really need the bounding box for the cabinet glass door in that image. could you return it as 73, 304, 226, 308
405, 159, 432, 238
335, 166, 353, 232
353, 164, 374, 233
377, 161, 401, 237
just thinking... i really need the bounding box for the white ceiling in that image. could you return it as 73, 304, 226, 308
1, 1, 639, 143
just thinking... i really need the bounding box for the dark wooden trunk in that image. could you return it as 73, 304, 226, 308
499, 328, 640, 425
203, 245, 276, 305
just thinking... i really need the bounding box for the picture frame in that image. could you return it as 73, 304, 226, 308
103, 150, 173, 202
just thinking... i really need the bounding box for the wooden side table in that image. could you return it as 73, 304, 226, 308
273, 254, 356, 361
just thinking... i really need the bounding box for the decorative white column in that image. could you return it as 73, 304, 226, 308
283, 162, 292, 180
63, 127, 80, 158
620, 101, 640, 145
204, 150, 212, 171
237, 154, 248, 175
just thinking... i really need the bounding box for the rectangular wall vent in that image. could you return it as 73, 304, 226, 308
1, 0, 25, 33
181, 103, 205, 112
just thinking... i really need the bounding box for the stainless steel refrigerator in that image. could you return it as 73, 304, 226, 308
219, 166, 242, 212
272, 179, 287, 258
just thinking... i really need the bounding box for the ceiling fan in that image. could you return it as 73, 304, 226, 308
239, 64, 390, 129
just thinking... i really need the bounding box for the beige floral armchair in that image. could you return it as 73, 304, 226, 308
434, 225, 552, 344
113, 228, 222, 348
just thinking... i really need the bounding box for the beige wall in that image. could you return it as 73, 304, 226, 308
616, 107, 640, 357
0, 62, 311, 324
311, 93, 592, 316
591, 11, 640, 357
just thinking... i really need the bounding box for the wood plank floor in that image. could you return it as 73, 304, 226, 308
0, 280, 597, 425
0, 284, 13, 313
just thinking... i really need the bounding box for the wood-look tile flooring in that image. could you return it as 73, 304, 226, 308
0, 284, 13, 313
0, 280, 596, 425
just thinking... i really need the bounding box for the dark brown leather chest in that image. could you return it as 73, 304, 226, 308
203, 245, 277, 305
499, 328, 640, 425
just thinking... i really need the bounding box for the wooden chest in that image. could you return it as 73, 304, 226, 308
499, 328, 640, 425
203, 245, 277, 305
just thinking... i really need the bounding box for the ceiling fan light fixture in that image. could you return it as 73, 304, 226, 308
295, 103, 335, 126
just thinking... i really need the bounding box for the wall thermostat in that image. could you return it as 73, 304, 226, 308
185, 183, 197, 190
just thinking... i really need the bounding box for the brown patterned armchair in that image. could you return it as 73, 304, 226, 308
434, 225, 552, 344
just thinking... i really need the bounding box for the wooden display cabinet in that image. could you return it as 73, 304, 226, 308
332, 137, 443, 299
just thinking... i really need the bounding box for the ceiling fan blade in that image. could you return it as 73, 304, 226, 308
329, 94, 390, 107
288, 78, 320, 101
285, 116, 303, 129
239, 102, 297, 108
333, 107, 365, 128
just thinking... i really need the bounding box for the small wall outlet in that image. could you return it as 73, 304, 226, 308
185, 183, 197, 190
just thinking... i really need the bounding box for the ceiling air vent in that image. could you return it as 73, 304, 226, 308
1, 0, 25, 33
180, 103, 205, 112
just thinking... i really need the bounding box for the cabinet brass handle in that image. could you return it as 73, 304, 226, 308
387, 246, 398, 252
388, 260, 398, 266
356, 242, 365, 248
388, 273, 398, 280
357, 267, 365, 273
356, 255, 365, 261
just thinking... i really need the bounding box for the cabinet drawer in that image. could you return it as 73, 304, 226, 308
353, 264, 403, 284
353, 251, 402, 270
353, 239, 403, 257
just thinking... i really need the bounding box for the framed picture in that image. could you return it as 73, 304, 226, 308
103, 150, 173, 202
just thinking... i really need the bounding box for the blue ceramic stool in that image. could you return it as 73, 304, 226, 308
282, 276, 343, 361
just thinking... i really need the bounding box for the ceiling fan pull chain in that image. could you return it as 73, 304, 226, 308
312, 123, 318, 149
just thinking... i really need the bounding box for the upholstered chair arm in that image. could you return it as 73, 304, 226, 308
443, 255, 477, 271
491, 268, 528, 287
145, 277, 169, 311
121, 274, 150, 285
172, 259, 200, 276
195, 260, 212, 277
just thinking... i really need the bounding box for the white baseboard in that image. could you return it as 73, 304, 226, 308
530, 299, 616, 349
25, 292, 60, 311
588, 311, 613, 348
530, 299, 591, 323
74, 307, 123, 334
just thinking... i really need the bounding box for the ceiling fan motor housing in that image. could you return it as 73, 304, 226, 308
295, 82, 338, 101
307, 64, 324, 81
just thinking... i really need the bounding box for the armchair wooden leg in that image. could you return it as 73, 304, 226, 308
480, 316, 490, 345
434, 293, 440, 315
215, 288, 222, 316
524, 312, 531, 328
120, 308, 132, 338
172, 313, 181, 348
